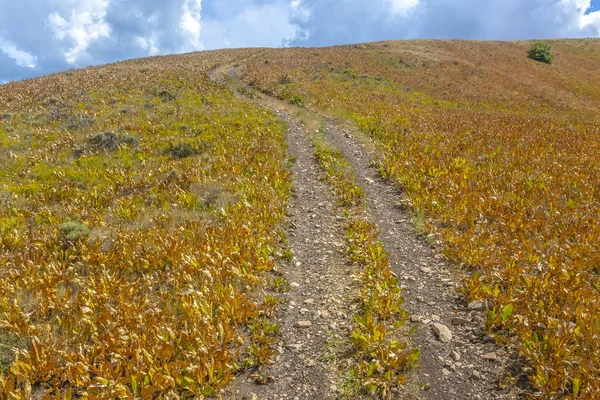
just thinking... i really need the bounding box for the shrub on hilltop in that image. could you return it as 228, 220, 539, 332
528, 42, 554, 64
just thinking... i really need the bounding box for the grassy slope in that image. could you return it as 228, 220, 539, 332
0, 49, 292, 398
1, 39, 600, 398
239, 39, 600, 398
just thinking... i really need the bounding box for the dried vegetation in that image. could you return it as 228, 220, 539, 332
240, 39, 600, 398
0, 49, 293, 398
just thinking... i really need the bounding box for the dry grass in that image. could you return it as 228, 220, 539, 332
240, 39, 600, 398
0, 49, 292, 398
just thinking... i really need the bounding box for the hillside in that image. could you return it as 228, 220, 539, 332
1, 39, 599, 399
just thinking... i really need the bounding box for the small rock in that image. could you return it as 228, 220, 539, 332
300, 308, 310, 314
287, 343, 303, 351
320, 310, 330, 318
442, 368, 452, 376
304, 299, 315, 305
365, 177, 375, 184
483, 335, 496, 343
471, 370, 482, 380
468, 301, 487, 311
291, 282, 300, 288
295, 321, 312, 329
451, 317, 470, 326
431, 314, 441, 322
410, 315, 421, 322
472, 327, 483, 337
450, 351, 461, 361
482, 352, 498, 361
432, 323, 453, 343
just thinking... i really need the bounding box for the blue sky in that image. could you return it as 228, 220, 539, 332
1, 0, 599, 82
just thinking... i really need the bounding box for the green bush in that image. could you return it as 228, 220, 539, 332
59, 221, 90, 243
528, 42, 554, 64
167, 142, 199, 159
290, 95, 303, 106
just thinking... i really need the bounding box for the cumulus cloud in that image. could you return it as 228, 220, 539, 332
179, 0, 204, 51
563, 0, 600, 33
47, 0, 111, 65
0, 37, 37, 69
202, 1, 299, 49
386, 0, 420, 15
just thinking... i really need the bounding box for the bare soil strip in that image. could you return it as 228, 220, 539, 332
210, 62, 515, 399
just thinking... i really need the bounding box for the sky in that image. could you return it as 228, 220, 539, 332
1, 0, 599, 82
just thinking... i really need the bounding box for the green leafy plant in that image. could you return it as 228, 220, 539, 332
528, 42, 554, 64
59, 221, 90, 242
290, 95, 303, 106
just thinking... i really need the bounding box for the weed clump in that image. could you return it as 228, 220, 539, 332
167, 143, 197, 159
59, 221, 90, 243
157, 90, 176, 102
61, 114, 95, 131
88, 131, 139, 152
290, 95, 303, 106
279, 74, 293, 85
528, 42, 554, 64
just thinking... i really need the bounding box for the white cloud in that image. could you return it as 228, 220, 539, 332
47, 0, 111, 65
385, 0, 420, 15
291, 0, 311, 22
563, 0, 593, 13
135, 35, 160, 55
179, 0, 204, 51
561, 0, 600, 33
0, 37, 37, 68
580, 11, 600, 32
202, 1, 299, 49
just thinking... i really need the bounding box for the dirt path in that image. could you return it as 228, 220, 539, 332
211, 62, 361, 400
209, 62, 515, 399
224, 109, 358, 400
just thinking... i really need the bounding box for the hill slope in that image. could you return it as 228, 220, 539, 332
1, 39, 599, 399
236, 39, 600, 398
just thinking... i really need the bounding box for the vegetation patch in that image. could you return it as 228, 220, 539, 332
528, 42, 555, 64
88, 131, 139, 152
0, 49, 291, 398
239, 40, 600, 397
